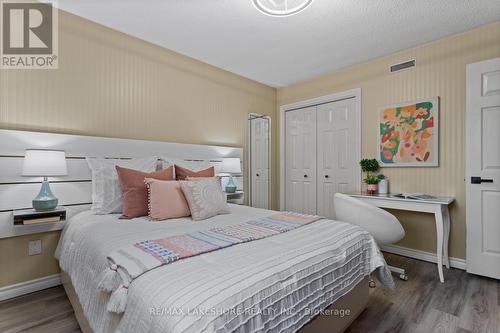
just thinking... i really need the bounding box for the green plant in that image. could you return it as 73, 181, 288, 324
359, 158, 380, 178
377, 174, 386, 180
365, 175, 380, 185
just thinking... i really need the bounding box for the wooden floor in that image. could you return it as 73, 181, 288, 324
0, 254, 498, 333
345, 254, 500, 333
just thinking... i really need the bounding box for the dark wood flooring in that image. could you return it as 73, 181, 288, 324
346, 254, 500, 333
0, 254, 498, 333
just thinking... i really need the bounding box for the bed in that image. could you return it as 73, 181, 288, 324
0, 129, 390, 333
56, 204, 391, 333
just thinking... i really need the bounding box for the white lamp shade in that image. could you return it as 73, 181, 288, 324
221, 158, 241, 173
22, 150, 68, 177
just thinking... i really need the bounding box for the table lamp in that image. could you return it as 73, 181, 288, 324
22, 149, 68, 211
220, 158, 241, 193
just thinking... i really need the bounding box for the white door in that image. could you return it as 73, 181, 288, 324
250, 117, 270, 209
285, 107, 317, 214
466, 57, 500, 279
317, 98, 359, 219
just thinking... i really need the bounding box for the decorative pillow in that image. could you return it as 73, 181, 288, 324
157, 158, 174, 171
175, 165, 214, 181
86, 157, 158, 214
186, 176, 222, 184
116, 166, 174, 219
170, 159, 211, 172
180, 178, 230, 221
145, 179, 190, 220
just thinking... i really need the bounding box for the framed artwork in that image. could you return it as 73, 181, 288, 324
378, 97, 439, 167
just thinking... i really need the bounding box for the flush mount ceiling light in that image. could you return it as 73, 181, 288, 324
252, 0, 313, 17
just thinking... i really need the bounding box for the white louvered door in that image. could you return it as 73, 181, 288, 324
285, 107, 317, 214
317, 98, 358, 218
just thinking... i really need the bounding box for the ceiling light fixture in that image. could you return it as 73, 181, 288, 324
252, 0, 313, 17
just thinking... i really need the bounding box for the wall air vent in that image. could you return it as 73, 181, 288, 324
390, 60, 416, 73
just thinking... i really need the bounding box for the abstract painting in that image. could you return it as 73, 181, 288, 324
378, 97, 439, 167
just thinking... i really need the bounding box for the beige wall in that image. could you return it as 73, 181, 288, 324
0, 10, 276, 287
278, 21, 500, 260
0, 232, 60, 287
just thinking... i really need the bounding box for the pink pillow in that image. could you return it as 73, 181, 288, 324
145, 179, 190, 220
116, 166, 174, 219
175, 165, 214, 180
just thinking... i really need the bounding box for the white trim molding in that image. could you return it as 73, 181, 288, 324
381, 244, 466, 270
0, 273, 61, 301
279, 88, 362, 210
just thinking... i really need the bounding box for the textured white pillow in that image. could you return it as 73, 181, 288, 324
181, 178, 230, 221
86, 157, 158, 214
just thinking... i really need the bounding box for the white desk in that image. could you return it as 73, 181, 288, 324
347, 193, 454, 283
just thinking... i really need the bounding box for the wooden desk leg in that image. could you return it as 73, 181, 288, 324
442, 206, 451, 269
434, 208, 445, 283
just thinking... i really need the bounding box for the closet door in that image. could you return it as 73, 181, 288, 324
317, 98, 358, 218
285, 107, 317, 214
251, 117, 270, 209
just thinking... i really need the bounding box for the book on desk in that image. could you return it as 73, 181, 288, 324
392, 193, 438, 200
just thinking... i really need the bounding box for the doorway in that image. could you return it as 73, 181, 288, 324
248, 113, 271, 209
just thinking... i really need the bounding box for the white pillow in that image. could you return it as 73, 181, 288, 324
86, 156, 158, 214
157, 158, 174, 171
180, 178, 230, 221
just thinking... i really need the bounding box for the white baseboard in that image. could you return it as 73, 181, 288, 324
381, 244, 466, 270
0, 273, 61, 301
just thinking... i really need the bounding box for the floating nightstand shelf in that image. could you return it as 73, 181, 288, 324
13, 207, 66, 226
225, 191, 244, 205
225, 190, 244, 199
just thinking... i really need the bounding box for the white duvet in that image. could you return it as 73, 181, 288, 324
56, 204, 390, 333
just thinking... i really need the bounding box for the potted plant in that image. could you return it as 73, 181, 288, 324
359, 158, 380, 193
365, 175, 379, 194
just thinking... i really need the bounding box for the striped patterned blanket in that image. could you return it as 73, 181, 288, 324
98, 212, 322, 313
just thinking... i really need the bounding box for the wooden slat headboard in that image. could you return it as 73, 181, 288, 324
0, 129, 243, 238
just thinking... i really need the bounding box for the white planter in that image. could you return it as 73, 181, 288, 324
378, 179, 389, 194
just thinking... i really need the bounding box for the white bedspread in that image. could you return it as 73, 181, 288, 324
56, 204, 390, 333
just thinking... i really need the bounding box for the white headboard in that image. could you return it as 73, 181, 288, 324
0, 129, 243, 238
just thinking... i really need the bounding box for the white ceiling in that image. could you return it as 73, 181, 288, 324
57, 0, 500, 88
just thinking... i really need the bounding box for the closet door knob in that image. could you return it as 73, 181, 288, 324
256, 173, 260, 177
303, 174, 308, 178
325, 175, 329, 178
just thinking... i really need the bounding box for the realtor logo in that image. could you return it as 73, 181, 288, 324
1, 0, 58, 69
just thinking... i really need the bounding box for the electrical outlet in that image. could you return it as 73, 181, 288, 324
28, 240, 42, 256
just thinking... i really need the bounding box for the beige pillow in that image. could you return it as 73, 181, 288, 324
185, 176, 222, 186
145, 179, 190, 220
180, 178, 230, 221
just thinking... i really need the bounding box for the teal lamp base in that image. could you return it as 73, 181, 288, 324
33, 178, 58, 211
225, 175, 237, 193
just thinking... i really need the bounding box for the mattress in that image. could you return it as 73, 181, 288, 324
56, 204, 389, 333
